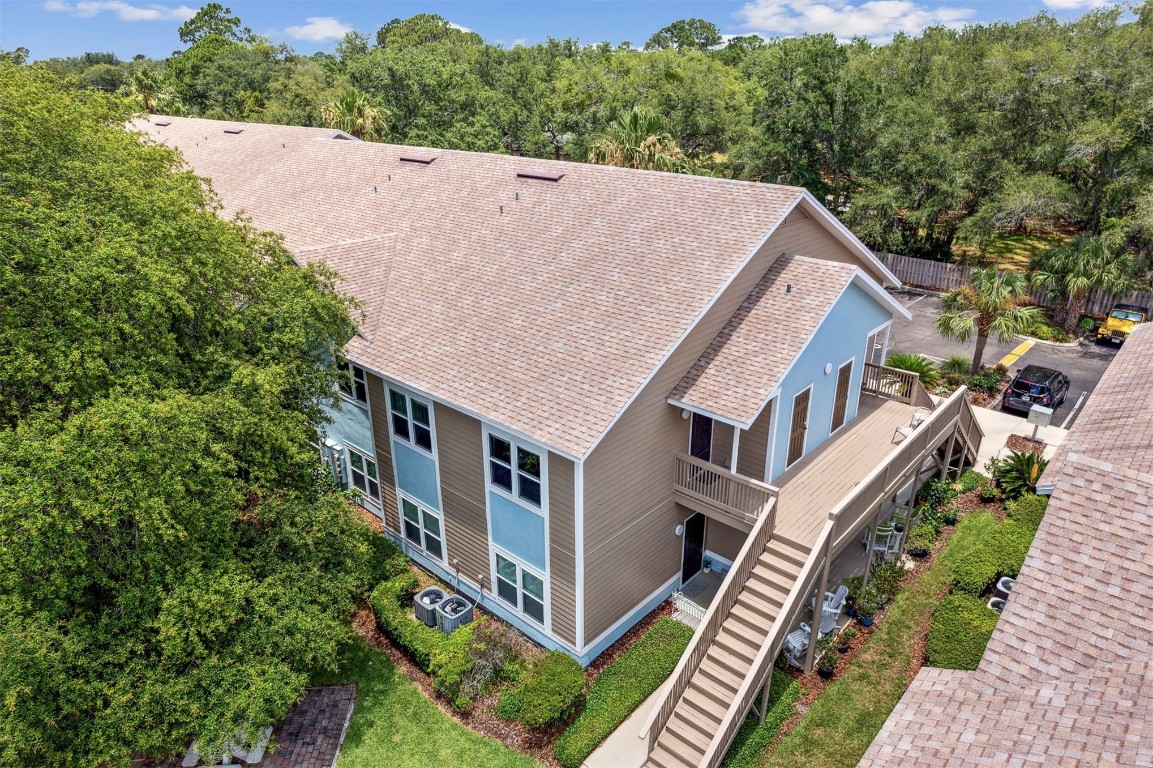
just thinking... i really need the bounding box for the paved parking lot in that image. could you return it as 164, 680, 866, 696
887, 291, 1118, 428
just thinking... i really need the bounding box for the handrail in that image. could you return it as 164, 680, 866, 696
673, 453, 779, 527
639, 494, 777, 747
698, 517, 836, 768
861, 362, 924, 405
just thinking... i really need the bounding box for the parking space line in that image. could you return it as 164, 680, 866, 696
997, 340, 1035, 370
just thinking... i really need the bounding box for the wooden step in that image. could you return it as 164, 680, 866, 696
708, 640, 753, 676
687, 675, 734, 709
680, 690, 726, 735
727, 604, 770, 635
648, 743, 694, 768
771, 533, 813, 558
763, 541, 808, 569
698, 656, 744, 692
747, 567, 794, 598
714, 629, 758, 666
735, 589, 783, 621
757, 549, 806, 578
661, 715, 710, 759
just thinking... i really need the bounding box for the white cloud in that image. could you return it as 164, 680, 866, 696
448, 21, 473, 34
284, 16, 354, 42
1041, 0, 1114, 9
737, 0, 975, 41
43, 0, 194, 21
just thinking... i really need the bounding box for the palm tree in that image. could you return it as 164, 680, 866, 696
936, 267, 1043, 373
123, 67, 161, 114
320, 90, 385, 141
1031, 235, 1138, 333
588, 107, 690, 172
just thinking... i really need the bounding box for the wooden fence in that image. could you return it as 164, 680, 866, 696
877, 252, 1153, 316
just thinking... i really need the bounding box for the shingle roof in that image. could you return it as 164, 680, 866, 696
669, 256, 857, 425
861, 325, 1153, 768
135, 116, 864, 457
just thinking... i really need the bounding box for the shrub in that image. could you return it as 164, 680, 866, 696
940, 354, 971, 376
1004, 493, 1047, 531
998, 520, 1035, 577
916, 477, 954, 511
884, 353, 941, 390
868, 557, 906, 602
430, 619, 482, 710
940, 511, 1001, 596
995, 451, 1049, 499
905, 523, 937, 554
920, 504, 947, 531
457, 620, 523, 703
856, 585, 884, 618
370, 575, 440, 669
926, 593, 999, 670
1051, 327, 1070, 343
1030, 322, 1053, 341
965, 369, 1004, 394
498, 651, 585, 729
956, 468, 985, 494
1078, 316, 1097, 333
554, 618, 693, 768
361, 531, 411, 587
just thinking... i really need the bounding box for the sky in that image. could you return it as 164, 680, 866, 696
0, 0, 1123, 62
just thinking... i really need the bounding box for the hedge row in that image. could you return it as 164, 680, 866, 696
554, 618, 694, 768
719, 670, 802, 768
926, 593, 999, 669
498, 650, 585, 728
942, 508, 1040, 596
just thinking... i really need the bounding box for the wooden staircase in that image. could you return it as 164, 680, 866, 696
646, 536, 811, 768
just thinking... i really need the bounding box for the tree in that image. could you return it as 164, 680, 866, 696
935, 267, 1043, 372
1031, 235, 1138, 332
178, 2, 251, 44
588, 106, 690, 172
122, 65, 161, 113
644, 18, 722, 51
375, 13, 483, 50
321, 89, 386, 140
0, 64, 379, 765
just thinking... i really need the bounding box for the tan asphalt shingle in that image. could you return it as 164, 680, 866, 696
135, 116, 811, 457
670, 255, 857, 425
861, 324, 1153, 768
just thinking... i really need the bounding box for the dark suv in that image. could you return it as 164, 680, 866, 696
1001, 365, 1070, 415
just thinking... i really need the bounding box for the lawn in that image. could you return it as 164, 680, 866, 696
312, 636, 541, 768
954, 231, 1065, 271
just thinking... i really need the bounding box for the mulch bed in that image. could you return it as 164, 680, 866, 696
1006, 434, 1046, 455
352, 592, 674, 768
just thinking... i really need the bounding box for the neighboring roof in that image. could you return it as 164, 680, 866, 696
861, 324, 1153, 768
135, 116, 891, 458
669, 256, 857, 426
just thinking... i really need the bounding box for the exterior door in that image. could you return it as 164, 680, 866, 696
787, 389, 810, 466
681, 513, 706, 584
690, 413, 712, 461
831, 362, 853, 432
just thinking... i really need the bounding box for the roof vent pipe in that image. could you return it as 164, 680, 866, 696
786, 283, 793, 293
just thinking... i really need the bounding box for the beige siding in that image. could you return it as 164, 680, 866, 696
434, 404, 491, 588
548, 454, 577, 646
736, 401, 772, 480
706, 519, 747, 563
366, 373, 401, 534
583, 213, 873, 644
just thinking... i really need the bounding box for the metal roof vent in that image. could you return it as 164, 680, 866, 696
153, 120, 171, 127
223, 128, 244, 135
400, 153, 437, 164
516, 169, 564, 182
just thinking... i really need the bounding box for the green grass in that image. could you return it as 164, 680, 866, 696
720, 670, 803, 768
554, 618, 694, 768
313, 637, 541, 768
926, 593, 999, 670
955, 231, 1065, 271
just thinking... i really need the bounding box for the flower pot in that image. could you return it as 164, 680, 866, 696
817, 666, 834, 679
846, 607, 857, 618
858, 615, 875, 627
943, 514, 957, 526
909, 547, 929, 558
837, 644, 849, 654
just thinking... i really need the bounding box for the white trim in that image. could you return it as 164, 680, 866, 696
730, 428, 740, 474
828, 356, 856, 436
344, 441, 383, 512
583, 194, 806, 458
574, 459, 585, 648
667, 401, 749, 429
386, 384, 438, 459
849, 267, 912, 320
795, 191, 902, 287
396, 490, 448, 566
786, 384, 813, 468
491, 545, 551, 632
483, 425, 550, 516
764, 393, 779, 482
579, 575, 679, 656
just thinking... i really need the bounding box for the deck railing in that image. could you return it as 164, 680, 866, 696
673, 453, 779, 529
639, 492, 777, 752
861, 362, 935, 409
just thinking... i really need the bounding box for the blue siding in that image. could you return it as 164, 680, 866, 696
393, 441, 441, 510
768, 282, 892, 481
489, 492, 546, 571
322, 400, 374, 454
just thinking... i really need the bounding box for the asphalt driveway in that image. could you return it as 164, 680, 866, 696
887, 290, 1118, 428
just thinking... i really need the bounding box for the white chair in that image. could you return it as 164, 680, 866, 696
782, 622, 812, 669
868, 524, 900, 558
892, 407, 931, 443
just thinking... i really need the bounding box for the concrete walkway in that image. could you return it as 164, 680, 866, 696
973, 406, 1067, 469
582, 680, 672, 768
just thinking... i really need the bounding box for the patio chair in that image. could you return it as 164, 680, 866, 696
867, 523, 900, 558
782, 622, 812, 669
892, 407, 931, 443
891, 502, 918, 532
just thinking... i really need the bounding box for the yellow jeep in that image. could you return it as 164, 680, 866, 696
1096, 303, 1148, 344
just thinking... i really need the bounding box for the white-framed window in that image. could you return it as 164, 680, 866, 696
346, 445, 380, 503
487, 433, 543, 508
400, 495, 443, 561
338, 362, 368, 405
389, 388, 433, 453
494, 550, 546, 625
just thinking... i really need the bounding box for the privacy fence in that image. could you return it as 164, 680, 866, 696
877, 252, 1153, 316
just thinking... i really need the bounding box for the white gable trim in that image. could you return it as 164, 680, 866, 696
796, 192, 901, 287
581, 193, 806, 458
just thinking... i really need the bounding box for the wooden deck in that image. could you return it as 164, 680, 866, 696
773, 395, 914, 547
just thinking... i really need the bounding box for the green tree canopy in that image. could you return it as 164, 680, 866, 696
644, 18, 722, 51
178, 2, 251, 44
1031, 235, 1138, 331
588, 106, 690, 172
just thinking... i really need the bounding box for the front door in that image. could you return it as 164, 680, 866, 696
831, 362, 853, 432
690, 413, 713, 461
681, 513, 706, 584
787, 389, 810, 466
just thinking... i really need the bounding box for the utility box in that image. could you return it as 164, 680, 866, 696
414, 587, 447, 628
435, 595, 474, 634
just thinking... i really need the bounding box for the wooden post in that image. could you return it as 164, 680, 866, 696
731, 428, 741, 474
803, 535, 834, 672
757, 673, 773, 723
939, 426, 958, 480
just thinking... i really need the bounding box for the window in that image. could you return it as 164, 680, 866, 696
338, 362, 368, 404
488, 435, 542, 507
401, 496, 443, 560
495, 552, 545, 624
346, 446, 380, 501
389, 389, 433, 452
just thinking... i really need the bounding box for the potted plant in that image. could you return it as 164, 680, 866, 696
816, 637, 839, 679
702, 556, 712, 574
856, 585, 883, 627
844, 576, 862, 618
905, 523, 936, 558
942, 507, 958, 526
837, 626, 857, 653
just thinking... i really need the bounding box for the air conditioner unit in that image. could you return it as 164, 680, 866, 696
321, 439, 346, 488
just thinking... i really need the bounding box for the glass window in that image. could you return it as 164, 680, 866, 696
494, 552, 545, 626
390, 389, 434, 454
401, 496, 443, 561
489, 436, 514, 492
347, 446, 380, 502
488, 434, 543, 508
338, 362, 368, 404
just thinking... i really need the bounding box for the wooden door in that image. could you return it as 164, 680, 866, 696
787, 389, 810, 466
681, 513, 706, 584
690, 413, 712, 461
831, 362, 853, 432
